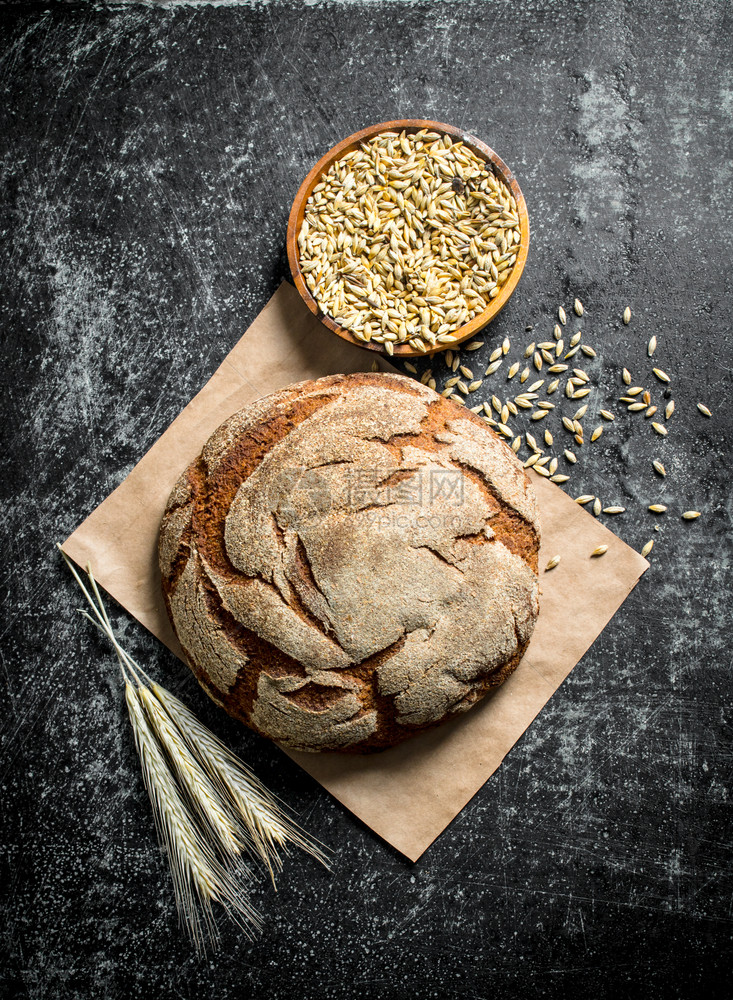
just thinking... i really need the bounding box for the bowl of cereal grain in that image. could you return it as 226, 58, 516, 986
287, 119, 529, 357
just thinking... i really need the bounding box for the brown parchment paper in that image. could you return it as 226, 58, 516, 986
62, 281, 648, 862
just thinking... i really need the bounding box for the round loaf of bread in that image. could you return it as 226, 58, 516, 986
159, 372, 540, 753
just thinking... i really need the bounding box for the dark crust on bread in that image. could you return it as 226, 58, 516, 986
160, 372, 540, 753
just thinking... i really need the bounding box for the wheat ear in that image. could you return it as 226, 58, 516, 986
150, 682, 331, 882
136, 686, 245, 861
59, 545, 330, 948
125, 681, 261, 952
57, 547, 262, 951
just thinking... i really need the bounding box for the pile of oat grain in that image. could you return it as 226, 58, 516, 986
298, 129, 521, 355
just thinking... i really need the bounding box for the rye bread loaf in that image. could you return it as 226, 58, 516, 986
159, 372, 540, 753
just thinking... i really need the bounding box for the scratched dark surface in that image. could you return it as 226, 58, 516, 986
1, 2, 732, 998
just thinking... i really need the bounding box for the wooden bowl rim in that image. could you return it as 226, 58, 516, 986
286, 119, 530, 358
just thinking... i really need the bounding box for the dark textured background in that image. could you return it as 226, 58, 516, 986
2, 2, 732, 998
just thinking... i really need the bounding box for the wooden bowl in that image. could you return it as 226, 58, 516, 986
286, 119, 530, 358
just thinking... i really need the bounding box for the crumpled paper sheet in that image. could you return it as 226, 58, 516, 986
63, 281, 648, 862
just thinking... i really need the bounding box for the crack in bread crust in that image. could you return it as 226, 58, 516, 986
159, 372, 541, 754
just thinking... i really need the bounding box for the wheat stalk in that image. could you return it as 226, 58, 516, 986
57, 545, 329, 953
